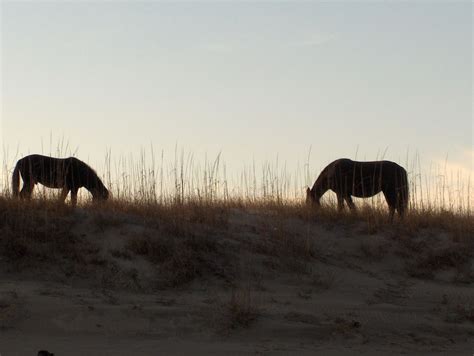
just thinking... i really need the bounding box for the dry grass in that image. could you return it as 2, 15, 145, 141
1, 146, 471, 242
359, 240, 388, 262
121, 202, 236, 287
92, 199, 230, 235
249, 216, 316, 273
222, 285, 260, 330
237, 200, 473, 239
405, 245, 472, 280
0, 193, 472, 286
0, 198, 87, 269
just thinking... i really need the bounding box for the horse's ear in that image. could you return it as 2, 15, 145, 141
306, 187, 311, 194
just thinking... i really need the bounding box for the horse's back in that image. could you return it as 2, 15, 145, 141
330, 159, 405, 174
19, 154, 68, 166
18, 154, 46, 165
326, 158, 407, 192
16, 155, 78, 184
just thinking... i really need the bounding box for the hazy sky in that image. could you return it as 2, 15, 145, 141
1, 1, 472, 180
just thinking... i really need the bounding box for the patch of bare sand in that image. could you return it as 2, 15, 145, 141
0, 207, 473, 355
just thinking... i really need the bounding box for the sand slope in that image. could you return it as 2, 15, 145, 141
0, 207, 472, 355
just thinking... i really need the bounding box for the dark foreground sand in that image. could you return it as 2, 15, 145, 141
0, 207, 472, 355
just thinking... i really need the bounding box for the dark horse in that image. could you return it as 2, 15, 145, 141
12, 154, 109, 206
306, 159, 408, 220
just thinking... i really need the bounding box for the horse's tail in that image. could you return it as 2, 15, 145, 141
398, 167, 409, 215
12, 162, 21, 197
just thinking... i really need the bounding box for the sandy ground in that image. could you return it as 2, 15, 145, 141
0, 208, 473, 355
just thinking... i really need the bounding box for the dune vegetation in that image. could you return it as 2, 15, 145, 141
0, 149, 472, 354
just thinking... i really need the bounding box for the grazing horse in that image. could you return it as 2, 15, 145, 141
12, 154, 109, 206
306, 158, 408, 220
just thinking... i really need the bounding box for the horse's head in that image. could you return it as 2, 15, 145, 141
306, 187, 320, 208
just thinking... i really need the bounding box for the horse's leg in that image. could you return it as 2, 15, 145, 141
396, 197, 406, 219
336, 194, 344, 212
59, 187, 69, 203
20, 179, 34, 200
389, 207, 395, 223
70, 188, 79, 207
383, 190, 396, 222
345, 195, 356, 211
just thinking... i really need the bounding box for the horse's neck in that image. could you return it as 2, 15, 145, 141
82, 172, 99, 191
86, 179, 102, 193
312, 174, 329, 198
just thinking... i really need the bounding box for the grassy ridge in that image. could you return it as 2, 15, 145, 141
2, 147, 472, 214
0, 196, 472, 277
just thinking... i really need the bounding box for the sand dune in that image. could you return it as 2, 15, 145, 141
0, 203, 472, 355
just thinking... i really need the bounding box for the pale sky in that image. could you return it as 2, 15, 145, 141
1, 1, 472, 189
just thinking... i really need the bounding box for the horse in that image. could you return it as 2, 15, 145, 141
306, 158, 409, 220
12, 154, 109, 206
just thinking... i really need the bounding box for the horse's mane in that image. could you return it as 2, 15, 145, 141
311, 160, 338, 192
71, 157, 97, 174
72, 157, 106, 189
